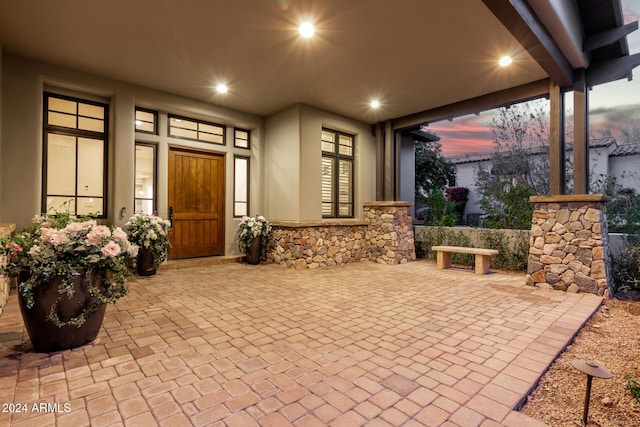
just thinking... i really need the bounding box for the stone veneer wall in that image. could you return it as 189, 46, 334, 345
0, 223, 16, 317
526, 195, 612, 296
268, 201, 416, 269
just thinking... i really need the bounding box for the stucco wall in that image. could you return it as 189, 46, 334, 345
1, 54, 378, 256
1, 54, 263, 257
0, 42, 3, 220
264, 103, 376, 222
610, 155, 640, 190
452, 159, 491, 217
264, 105, 302, 221
451, 145, 640, 221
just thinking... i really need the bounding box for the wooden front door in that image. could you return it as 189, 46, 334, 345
168, 147, 225, 259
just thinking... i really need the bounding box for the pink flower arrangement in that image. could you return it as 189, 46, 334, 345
1, 212, 139, 327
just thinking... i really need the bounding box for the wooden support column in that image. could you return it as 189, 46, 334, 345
549, 81, 565, 195
375, 122, 384, 201
383, 120, 395, 200
573, 69, 589, 194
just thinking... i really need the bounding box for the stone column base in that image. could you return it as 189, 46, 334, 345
526, 195, 612, 295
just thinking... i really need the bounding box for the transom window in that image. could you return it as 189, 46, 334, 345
43, 92, 108, 216
234, 128, 250, 149
135, 108, 158, 134
168, 114, 225, 144
321, 128, 354, 218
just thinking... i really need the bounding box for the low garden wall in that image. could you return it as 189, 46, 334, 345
268, 201, 416, 268
0, 222, 16, 318
414, 225, 530, 271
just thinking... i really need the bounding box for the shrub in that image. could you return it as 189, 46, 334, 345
444, 187, 469, 224
612, 241, 640, 293
418, 190, 458, 227
414, 226, 528, 272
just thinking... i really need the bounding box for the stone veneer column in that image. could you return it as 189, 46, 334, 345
363, 201, 416, 264
0, 223, 17, 317
526, 195, 612, 296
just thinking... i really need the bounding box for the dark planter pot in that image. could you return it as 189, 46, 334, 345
136, 246, 157, 276
18, 269, 107, 353
245, 236, 262, 265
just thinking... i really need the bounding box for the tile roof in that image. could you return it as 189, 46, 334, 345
611, 142, 640, 156
447, 137, 619, 164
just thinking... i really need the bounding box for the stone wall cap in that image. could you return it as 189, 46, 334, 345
529, 194, 610, 203
363, 201, 413, 207
271, 220, 368, 227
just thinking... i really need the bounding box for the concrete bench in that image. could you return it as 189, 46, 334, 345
431, 245, 499, 275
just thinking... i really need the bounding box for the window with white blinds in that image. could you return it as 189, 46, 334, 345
321, 128, 354, 218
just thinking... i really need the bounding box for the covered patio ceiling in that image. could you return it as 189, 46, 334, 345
0, 0, 634, 125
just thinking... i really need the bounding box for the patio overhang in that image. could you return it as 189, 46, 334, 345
381, 0, 639, 201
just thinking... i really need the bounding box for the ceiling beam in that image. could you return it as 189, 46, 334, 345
583, 21, 638, 52
482, 0, 574, 87
391, 79, 550, 131
586, 53, 640, 87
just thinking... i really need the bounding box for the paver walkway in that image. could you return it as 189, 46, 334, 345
0, 261, 602, 426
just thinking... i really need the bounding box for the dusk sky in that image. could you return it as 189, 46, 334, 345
435, 0, 640, 157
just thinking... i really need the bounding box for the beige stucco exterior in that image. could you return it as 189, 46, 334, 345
0, 53, 377, 256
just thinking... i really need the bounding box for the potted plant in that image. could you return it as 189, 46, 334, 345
235, 215, 272, 264
0, 211, 139, 352
124, 213, 171, 276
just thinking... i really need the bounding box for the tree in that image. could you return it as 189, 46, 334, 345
414, 137, 458, 225
414, 138, 456, 197
475, 99, 550, 229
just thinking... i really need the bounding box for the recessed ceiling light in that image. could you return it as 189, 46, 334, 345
299, 22, 315, 38
370, 100, 380, 109
499, 56, 513, 67
216, 83, 228, 93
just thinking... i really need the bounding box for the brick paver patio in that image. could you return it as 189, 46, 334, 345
0, 260, 602, 426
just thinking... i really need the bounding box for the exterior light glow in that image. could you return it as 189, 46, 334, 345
499, 56, 513, 67
299, 22, 315, 38
370, 100, 380, 109
216, 83, 228, 93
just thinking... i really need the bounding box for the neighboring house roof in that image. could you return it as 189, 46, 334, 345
611, 142, 640, 156
447, 137, 618, 165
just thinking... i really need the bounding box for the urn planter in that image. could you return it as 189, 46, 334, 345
18, 269, 107, 353
136, 246, 157, 276
245, 236, 262, 265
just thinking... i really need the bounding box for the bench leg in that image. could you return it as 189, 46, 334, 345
475, 255, 491, 275
437, 251, 452, 270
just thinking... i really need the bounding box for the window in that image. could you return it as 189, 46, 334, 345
234, 156, 250, 217
135, 108, 157, 134
43, 92, 108, 216
234, 128, 250, 149
135, 143, 157, 214
168, 114, 225, 144
321, 128, 354, 218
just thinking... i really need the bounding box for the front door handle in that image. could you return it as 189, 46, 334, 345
169, 206, 174, 229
